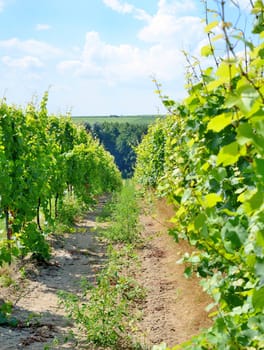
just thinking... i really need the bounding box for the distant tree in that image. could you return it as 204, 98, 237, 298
84, 122, 148, 178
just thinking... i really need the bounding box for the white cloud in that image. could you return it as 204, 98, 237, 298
139, 15, 203, 47
0, 0, 5, 12
103, 0, 151, 21
58, 31, 189, 84
36, 24, 52, 31
138, 0, 203, 47
104, 0, 204, 48
103, 0, 198, 22
0, 0, 210, 115
157, 0, 197, 15
0, 38, 62, 58
2, 56, 44, 69
103, 0, 133, 14
59, 1, 206, 86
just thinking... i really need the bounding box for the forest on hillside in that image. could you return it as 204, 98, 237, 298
84, 121, 149, 178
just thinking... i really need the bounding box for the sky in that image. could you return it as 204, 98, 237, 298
0, 0, 254, 116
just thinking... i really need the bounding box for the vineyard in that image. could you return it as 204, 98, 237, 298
135, 0, 264, 348
0, 94, 121, 264
0, 0, 264, 349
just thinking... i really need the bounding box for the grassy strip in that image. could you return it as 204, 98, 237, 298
101, 182, 140, 243
58, 182, 145, 349
72, 115, 158, 125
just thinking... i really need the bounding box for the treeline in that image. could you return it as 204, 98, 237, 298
135, 1, 264, 349
84, 121, 148, 178
0, 94, 122, 264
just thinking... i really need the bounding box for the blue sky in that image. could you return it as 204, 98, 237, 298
0, 0, 253, 115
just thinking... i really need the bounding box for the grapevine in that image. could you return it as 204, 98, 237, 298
135, 1, 264, 348
0, 95, 121, 263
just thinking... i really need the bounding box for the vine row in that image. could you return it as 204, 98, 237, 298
135, 1, 264, 349
0, 93, 122, 263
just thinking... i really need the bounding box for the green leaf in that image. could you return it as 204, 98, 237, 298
250, 120, 264, 154
216, 61, 239, 81
224, 94, 240, 108
217, 142, 240, 166
250, 107, 264, 123
184, 266, 192, 278
207, 113, 233, 132
252, 286, 264, 311
237, 123, 255, 146
204, 20, 219, 33
221, 208, 238, 216
255, 259, 264, 284
221, 218, 248, 252
215, 317, 226, 332
237, 84, 260, 116
255, 159, 264, 181
243, 190, 264, 215
201, 44, 214, 57
212, 33, 224, 42
256, 231, 264, 253
207, 79, 223, 91
202, 193, 222, 208
194, 213, 207, 230
211, 167, 227, 182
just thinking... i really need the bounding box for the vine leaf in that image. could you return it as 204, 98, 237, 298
204, 20, 219, 33
202, 193, 222, 208
217, 141, 240, 166
252, 286, 264, 311
207, 113, 233, 132
201, 44, 214, 57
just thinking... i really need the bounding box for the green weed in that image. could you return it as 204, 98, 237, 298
58, 247, 145, 348
56, 195, 84, 226
18, 222, 51, 261
25, 312, 41, 327
96, 196, 115, 222
102, 182, 140, 243
0, 301, 17, 327
0, 219, 5, 240
0, 273, 14, 288
58, 182, 145, 349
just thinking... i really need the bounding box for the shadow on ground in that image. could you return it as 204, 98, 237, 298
0, 196, 111, 350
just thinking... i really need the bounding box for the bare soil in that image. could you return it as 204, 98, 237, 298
0, 197, 212, 350
0, 199, 109, 350
135, 199, 212, 348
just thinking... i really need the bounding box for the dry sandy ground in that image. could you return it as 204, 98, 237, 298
0, 197, 212, 350
135, 200, 212, 348
0, 200, 108, 350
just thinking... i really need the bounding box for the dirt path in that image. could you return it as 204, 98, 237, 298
0, 199, 108, 350
135, 200, 212, 348
0, 197, 212, 350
